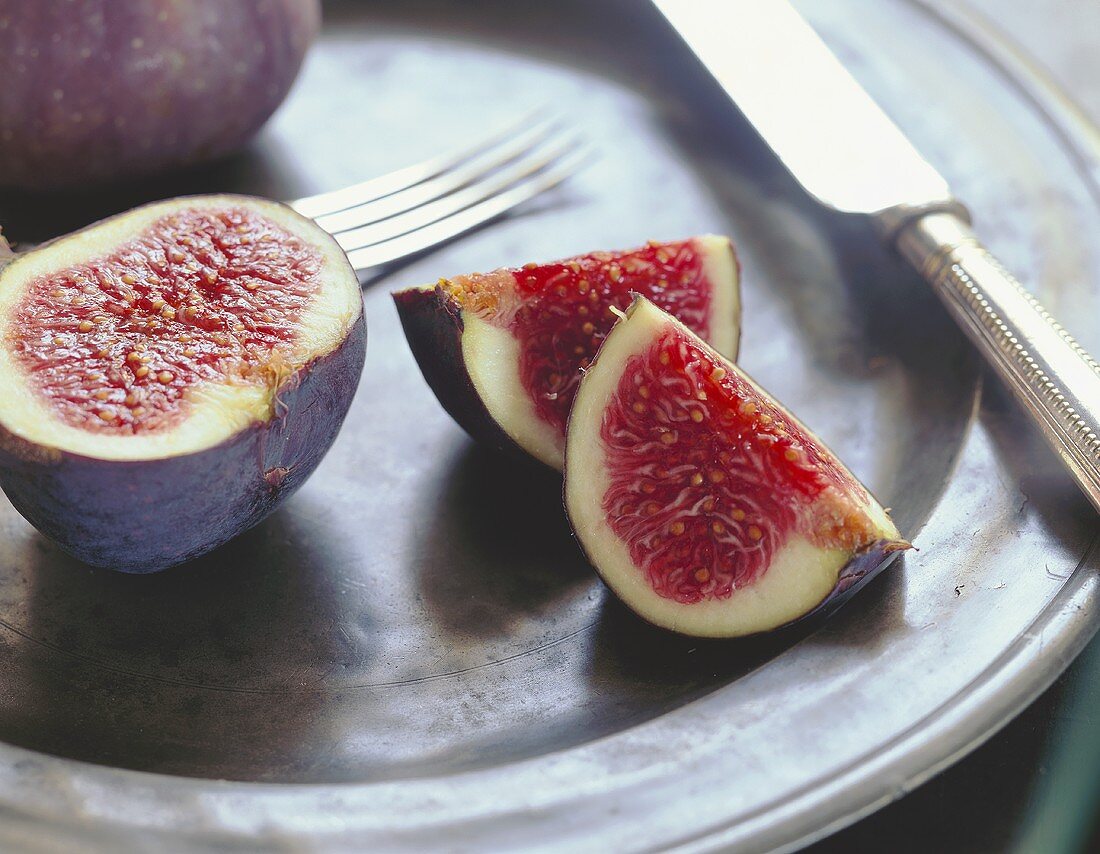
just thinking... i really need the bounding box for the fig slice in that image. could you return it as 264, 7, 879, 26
564, 296, 908, 638
394, 236, 739, 469
0, 194, 366, 572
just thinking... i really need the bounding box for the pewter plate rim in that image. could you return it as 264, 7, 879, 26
0, 2, 1097, 851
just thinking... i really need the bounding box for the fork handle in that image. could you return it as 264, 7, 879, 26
894, 211, 1100, 514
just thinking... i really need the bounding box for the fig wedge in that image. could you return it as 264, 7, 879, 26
565, 296, 908, 638
394, 236, 739, 469
0, 194, 365, 572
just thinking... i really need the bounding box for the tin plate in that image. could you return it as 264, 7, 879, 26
0, 0, 1098, 850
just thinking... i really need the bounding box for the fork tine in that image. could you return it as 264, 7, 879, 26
312, 119, 563, 236
345, 148, 593, 273
289, 108, 551, 220
335, 134, 583, 254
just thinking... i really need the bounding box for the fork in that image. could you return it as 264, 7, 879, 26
288, 114, 589, 274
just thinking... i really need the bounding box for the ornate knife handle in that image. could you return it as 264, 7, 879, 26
894, 211, 1100, 514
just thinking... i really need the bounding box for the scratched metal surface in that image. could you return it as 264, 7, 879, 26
0, 0, 1097, 850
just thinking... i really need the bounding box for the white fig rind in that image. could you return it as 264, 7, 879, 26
697, 233, 740, 359
461, 312, 564, 469
396, 235, 741, 471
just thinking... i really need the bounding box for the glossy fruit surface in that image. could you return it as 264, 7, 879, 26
0, 0, 320, 189
565, 297, 907, 637
395, 236, 739, 468
0, 194, 365, 571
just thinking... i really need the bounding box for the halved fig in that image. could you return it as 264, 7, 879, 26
394, 236, 739, 469
0, 194, 365, 573
565, 297, 908, 638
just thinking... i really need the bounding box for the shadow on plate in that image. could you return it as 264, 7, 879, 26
0, 135, 307, 246
0, 498, 361, 780
584, 551, 910, 723
412, 443, 595, 643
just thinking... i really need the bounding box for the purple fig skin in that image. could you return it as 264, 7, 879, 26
786, 540, 909, 629
0, 314, 365, 573
393, 286, 542, 466
0, 0, 320, 190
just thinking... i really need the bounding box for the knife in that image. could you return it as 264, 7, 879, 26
652, 0, 1100, 514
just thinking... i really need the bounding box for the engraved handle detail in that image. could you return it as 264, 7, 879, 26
895, 212, 1100, 513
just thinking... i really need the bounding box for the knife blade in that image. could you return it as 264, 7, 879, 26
653, 0, 951, 215
653, 0, 1100, 514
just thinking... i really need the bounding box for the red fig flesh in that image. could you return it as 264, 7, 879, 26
565, 297, 907, 637
0, 194, 365, 572
394, 236, 739, 468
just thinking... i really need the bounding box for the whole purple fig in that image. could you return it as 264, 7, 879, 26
0, 0, 320, 190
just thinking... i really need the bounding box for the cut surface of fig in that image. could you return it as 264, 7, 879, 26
0, 194, 365, 571
0, 195, 361, 459
565, 297, 907, 637
394, 236, 739, 468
